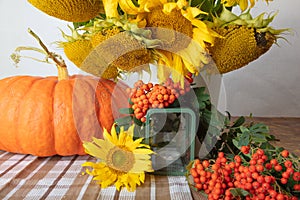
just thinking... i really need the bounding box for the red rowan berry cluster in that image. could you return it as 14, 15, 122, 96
189, 148, 300, 200
126, 77, 192, 122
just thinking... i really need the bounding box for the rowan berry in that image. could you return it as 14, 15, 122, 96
234, 155, 242, 163
274, 164, 283, 172
270, 159, 278, 166
281, 149, 289, 158
293, 184, 300, 191
280, 177, 288, 184
293, 172, 300, 181
284, 160, 293, 168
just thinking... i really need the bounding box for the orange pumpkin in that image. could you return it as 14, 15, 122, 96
0, 65, 129, 157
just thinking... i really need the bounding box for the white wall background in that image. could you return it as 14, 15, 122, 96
0, 0, 299, 117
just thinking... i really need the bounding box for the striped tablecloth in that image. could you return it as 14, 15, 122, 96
0, 151, 194, 200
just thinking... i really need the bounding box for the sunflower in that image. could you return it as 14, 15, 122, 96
115, 0, 221, 85
221, 0, 273, 12
205, 7, 289, 73
82, 124, 154, 192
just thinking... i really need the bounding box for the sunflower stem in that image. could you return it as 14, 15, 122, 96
27, 28, 69, 80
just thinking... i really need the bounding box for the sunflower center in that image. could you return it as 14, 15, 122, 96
146, 8, 193, 51
106, 146, 135, 172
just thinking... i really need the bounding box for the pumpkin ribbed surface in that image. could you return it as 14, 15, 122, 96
27, 0, 103, 22
207, 25, 276, 73
0, 75, 128, 157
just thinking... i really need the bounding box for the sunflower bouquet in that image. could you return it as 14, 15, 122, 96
25, 0, 292, 193
28, 0, 288, 84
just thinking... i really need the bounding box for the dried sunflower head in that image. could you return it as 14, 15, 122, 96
27, 0, 104, 22
85, 31, 152, 74
86, 19, 153, 73
207, 25, 276, 73
58, 26, 93, 68
206, 7, 289, 74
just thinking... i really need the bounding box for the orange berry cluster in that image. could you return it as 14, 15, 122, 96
126, 78, 191, 122
190, 148, 300, 200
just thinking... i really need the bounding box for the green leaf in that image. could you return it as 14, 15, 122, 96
230, 188, 250, 197
128, 98, 133, 105
238, 134, 250, 147
193, 87, 206, 95
73, 20, 93, 29
115, 116, 132, 126
232, 139, 240, 149
259, 142, 276, 151
203, 109, 212, 121
251, 133, 267, 139
239, 126, 249, 133
249, 123, 269, 133
232, 116, 245, 128
199, 102, 206, 110
133, 117, 143, 126
119, 108, 134, 114
197, 94, 210, 102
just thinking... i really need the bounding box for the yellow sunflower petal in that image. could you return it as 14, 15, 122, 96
181, 56, 199, 75
82, 161, 105, 169
125, 142, 138, 151
83, 141, 107, 160
103, 128, 112, 140
118, 131, 127, 146
127, 124, 135, 137
93, 171, 111, 180
191, 19, 209, 31
128, 137, 143, 149
239, 0, 248, 11
182, 7, 207, 21
193, 28, 213, 47
139, 0, 165, 12
156, 58, 170, 83
119, 0, 139, 14
104, 129, 119, 146
110, 124, 118, 143
115, 178, 123, 191
139, 173, 145, 183
134, 153, 151, 160
179, 39, 209, 65
103, 0, 119, 18
133, 148, 154, 155
172, 53, 186, 85
92, 137, 114, 151
122, 173, 142, 191
163, 3, 178, 14
131, 159, 153, 173
176, 0, 188, 9
129, 173, 142, 185
101, 175, 117, 188
137, 143, 151, 149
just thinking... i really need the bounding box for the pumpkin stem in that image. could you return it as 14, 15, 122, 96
27, 28, 69, 81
